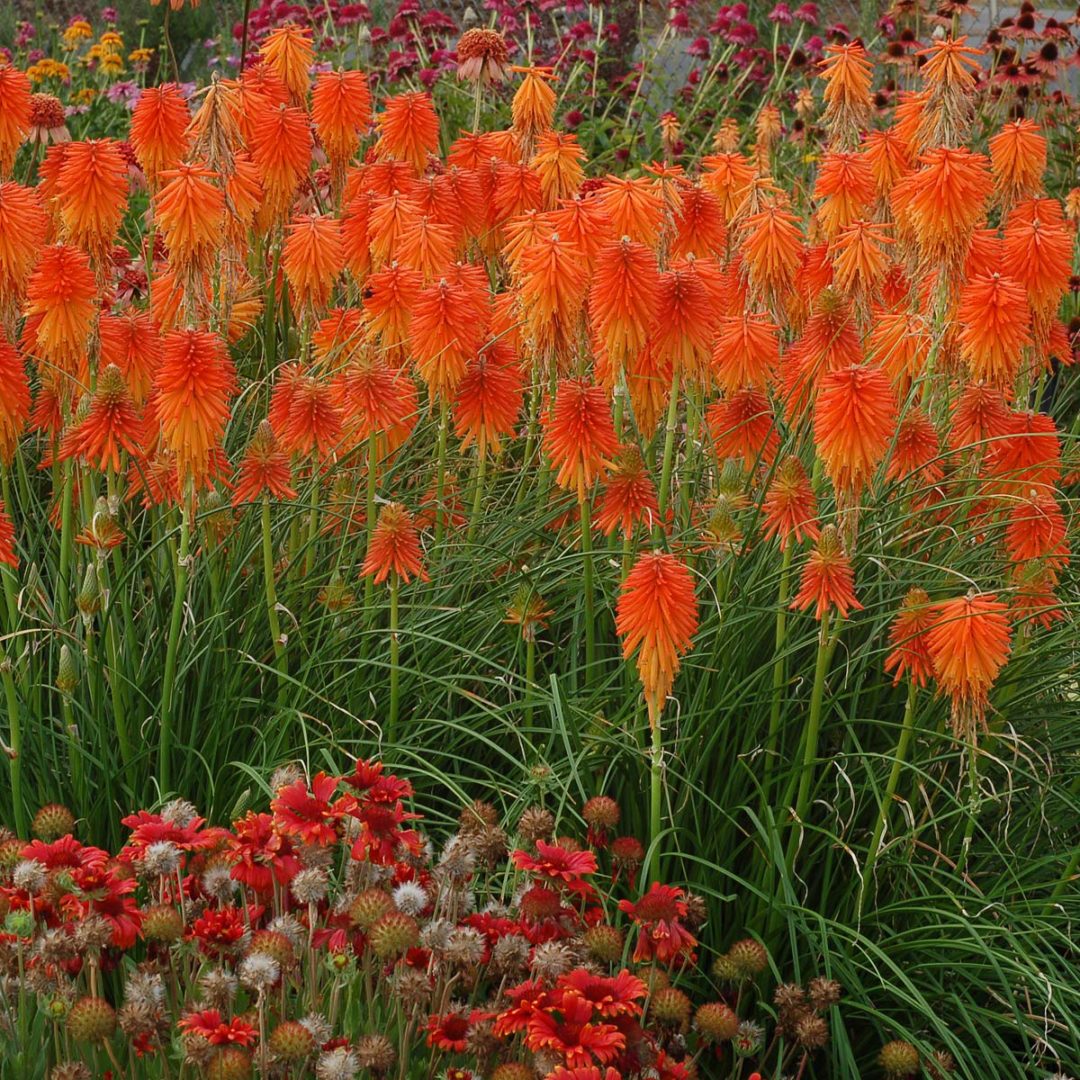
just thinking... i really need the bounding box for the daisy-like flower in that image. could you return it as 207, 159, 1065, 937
514, 839, 597, 884
312, 69, 372, 185
129, 84, 190, 188
0, 66, 31, 178
556, 969, 647, 1018
282, 213, 344, 315
362, 502, 428, 586
615, 552, 698, 724
526, 991, 626, 1068
58, 365, 142, 473
532, 131, 585, 209
232, 420, 296, 506
259, 24, 314, 105
24, 244, 98, 376
925, 593, 1012, 738
0, 337, 31, 465
0, 181, 48, 318
0, 499, 17, 569
617, 881, 697, 965
594, 447, 660, 539
55, 138, 128, 263
791, 525, 862, 621
452, 351, 523, 456
376, 91, 440, 175
178, 1009, 257, 1047
813, 363, 897, 496
153, 329, 236, 485
455, 28, 511, 85
761, 456, 819, 550
884, 586, 936, 687
543, 379, 620, 502
271, 772, 356, 847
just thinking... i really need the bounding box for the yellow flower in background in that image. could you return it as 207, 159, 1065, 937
62, 21, 93, 48
129, 47, 155, 72
100, 53, 124, 77
27, 59, 72, 85
74, 87, 97, 105
100, 31, 124, 50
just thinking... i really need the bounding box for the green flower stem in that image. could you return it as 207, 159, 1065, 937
524, 634, 536, 730
159, 490, 192, 792
388, 574, 400, 739
467, 443, 488, 546
433, 399, 450, 548
657, 369, 681, 529
262, 495, 287, 694
649, 708, 663, 883
579, 494, 596, 681
764, 544, 795, 802
365, 431, 378, 610
858, 679, 918, 917
1, 645, 25, 838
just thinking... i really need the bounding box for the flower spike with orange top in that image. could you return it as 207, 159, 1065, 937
791, 525, 862, 622
55, 139, 128, 266
58, 365, 143, 474
989, 119, 1046, 209
259, 23, 315, 105
362, 503, 428, 586
376, 92, 440, 175
511, 66, 556, 149
818, 42, 872, 147
543, 379, 620, 503
0, 181, 47, 320
282, 213, 344, 317
0, 499, 17, 568
232, 420, 296, 506
0, 336, 30, 466
312, 69, 372, 189
589, 238, 661, 371
0, 66, 31, 179
24, 244, 98, 378
130, 84, 191, 189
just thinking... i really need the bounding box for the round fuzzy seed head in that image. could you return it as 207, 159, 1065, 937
795, 1013, 830, 1050
348, 887, 394, 929
583, 924, 625, 963
369, 910, 420, 960
695, 1002, 739, 1042
728, 937, 768, 977
66, 997, 116, 1043
582, 795, 620, 830
249, 929, 294, 969
808, 976, 843, 1010
50, 1065, 91, 1080
459, 799, 498, 835
269, 1020, 316, 1062
519, 884, 564, 922
516, 806, 554, 846
207, 1047, 253, 1080
355, 1033, 396, 1073
142, 903, 184, 943
491, 1067, 534, 1080
636, 964, 671, 992
710, 952, 741, 984
32, 804, 76, 841
0, 837, 24, 874
879, 1040, 920, 1078
928, 1049, 956, 1077
650, 986, 693, 1030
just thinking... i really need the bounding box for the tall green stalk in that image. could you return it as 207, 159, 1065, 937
1, 647, 25, 838
159, 491, 192, 791
579, 494, 596, 680
388, 574, 400, 739
657, 370, 681, 528
649, 708, 663, 883
433, 400, 450, 548
467, 444, 488, 545
262, 495, 287, 694
764, 543, 795, 801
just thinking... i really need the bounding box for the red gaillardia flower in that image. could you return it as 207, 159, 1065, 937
130, 84, 191, 188
761, 456, 819, 550
0, 66, 31, 178
232, 420, 296, 506
55, 138, 129, 262
0, 181, 48, 317
925, 593, 1012, 738
59, 365, 143, 473
617, 882, 698, 965
616, 552, 698, 724
282, 213, 344, 315
312, 69, 372, 183
884, 586, 936, 687
813, 363, 897, 496
0, 499, 17, 568
791, 525, 862, 621
24, 244, 98, 376
376, 91, 440, 175
525, 992, 626, 1068
362, 502, 428, 585
594, 447, 660, 539
271, 771, 357, 847
153, 329, 237, 485
513, 840, 598, 892
543, 379, 620, 502
259, 23, 315, 104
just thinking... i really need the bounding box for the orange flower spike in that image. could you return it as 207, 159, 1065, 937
364, 264, 423, 357
955, 273, 1031, 386
336, 360, 418, 450
589, 238, 661, 369
232, 419, 296, 506
886, 407, 942, 487
947, 382, 1012, 454
340, 192, 372, 282
814, 151, 875, 240
311, 69, 372, 180
511, 66, 556, 146
130, 84, 191, 189
985, 410, 1062, 490
650, 262, 717, 378
251, 104, 312, 226
739, 203, 804, 306
905, 147, 992, 266
313, 307, 365, 365
925, 593, 1012, 737
516, 233, 589, 363
595, 446, 660, 539
0, 181, 48, 316
376, 91, 440, 175
154, 162, 225, 276
259, 23, 315, 105
368, 192, 423, 269
915, 36, 983, 147
670, 186, 726, 260
1005, 489, 1068, 567
543, 378, 620, 502
701, 152, 756, 222
532, 131, 585, 209
546, 195, 613, 270
55, 139, 128, 262
362, 502, 428, 585
491, 162, 543, 232
0, 499, 17, 568
712, 313, 779, 393
791, 525, 862, 621
24, 244, 98, 375
989, 119, 1046, 206
452, 352, 524, 455
884, 587, 936, 688
761, 456, 819, 550
282, 213, 344, 315
818, 42, 873, 145
813, 363, 898, 495
223, 152, 263, 242
616, 551, 699, 723
153, 329, 237, 485
1002, 197, 1072, 316
862, 128, 911, 201
599, 175, 667, 248
706, 388, 779, 469
397, 216, 456, 282
0, 336, 31, 465
98, 311, 161, 406
409, 278, 486, 398
0, 66, 31, 178
408, 173, 467, 248
830, 220, 894, 300
277, 371, 344, 458
58, 365, 143, 473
